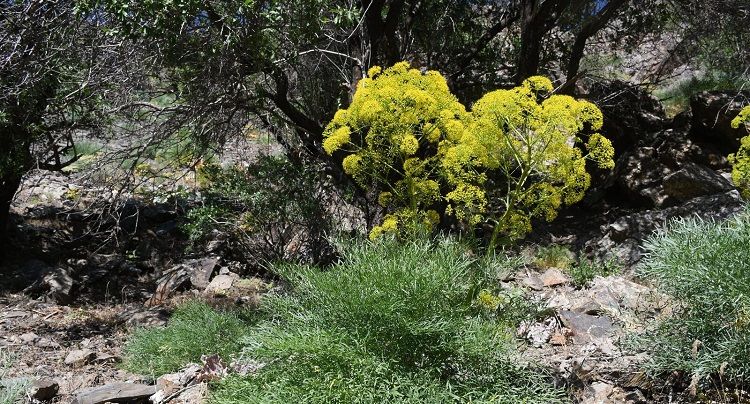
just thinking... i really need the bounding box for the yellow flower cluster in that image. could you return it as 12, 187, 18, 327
477, 290, 503, 311
729, 106, 750, 198
322, 126, 351, 155
731, 106, 750, 129
322, 62, 615, 244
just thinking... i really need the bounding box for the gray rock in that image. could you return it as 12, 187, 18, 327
558, 310, 614, 345
591, 190, 744, 264
72, 382, 156, 404
185, 257, 221, 290
581, 381, 614, 404
29, 378, 59, 401
662, 162, 733, 202
204, 274, 237, 296
150, 364, 201, 403
64, 349, 95, 368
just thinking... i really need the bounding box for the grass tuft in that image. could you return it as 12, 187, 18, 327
211, 239, 562, 403
533, 245, 574, 270
637, 212, 750, 387
123, 301, 254, 376
569, 258, 621, 288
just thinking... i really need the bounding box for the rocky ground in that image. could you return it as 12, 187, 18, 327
2, 85, 749, 403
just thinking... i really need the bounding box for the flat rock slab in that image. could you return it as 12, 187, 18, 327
559, 310, 614, 345
541, 268, 569, 287
72, 382, 156, 404
64, 349, 96, 368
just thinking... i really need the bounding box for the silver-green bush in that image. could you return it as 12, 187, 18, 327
639, 212, 750, 387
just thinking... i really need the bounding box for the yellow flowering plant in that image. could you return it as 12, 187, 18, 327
728, 106, 750, 198
322, 62, 470, 239
323, 62, 615, 246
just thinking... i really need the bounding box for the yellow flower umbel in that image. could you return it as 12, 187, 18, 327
729, 106, 750, 198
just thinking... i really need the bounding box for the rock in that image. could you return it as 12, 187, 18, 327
155, 364, 201, 396
168, 383, 207, 403
541, 268, 570, 287
184, 257, 221, 291
19, 332, 38, 344
612, 146, 672, 207
581, 381, 614, 403
145, 257, 222, 306
558, 310, 614, 345
662, 162, 733, 202
29, 378, 59, 401
145, 267, 192, 306
64, 349, 95, 368
690, 90, 750, 154
518, 317, 556, 347
591, 190, 744, 264
72, 382, 156, 404
22, 265, 76, 304
204, 274, 237, 296
125, 308, 170, 327
149, 362, 214, 403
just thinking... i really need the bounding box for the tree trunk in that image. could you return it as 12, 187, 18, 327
0, 174, 22, 256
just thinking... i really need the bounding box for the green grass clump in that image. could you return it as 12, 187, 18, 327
212, 239, 563, 403
638, 213, 750, 387
123, 301, 254, 376
569, 258, 621, 288
123, 239, 562, 402
533, 245, 575, 270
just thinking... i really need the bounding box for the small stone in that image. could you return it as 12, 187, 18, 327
549, 331, 568, 346
204, 274, 236, 296
518, 271, 544, 291
19, 332, 38, 344
72, 382, 156, 404
30, 378, 59, 401
541, 268, 570, 287
582, 381, 614, 403
64, 349, 95, 368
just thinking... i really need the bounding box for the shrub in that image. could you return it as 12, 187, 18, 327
323, 62, 614, 247
183, 155, 334, 266
729, 105, 750, 198
211, 239, 563, 403
123, 301, 254, 376
637, 213, 750, 387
